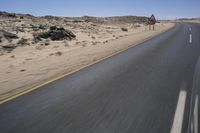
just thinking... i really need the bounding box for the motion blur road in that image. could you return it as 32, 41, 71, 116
0, 23, 199, 133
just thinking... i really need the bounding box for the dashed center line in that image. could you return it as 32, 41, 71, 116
170, 90, 187, 133
189, 28, 192, 31
189, 34, 192, 43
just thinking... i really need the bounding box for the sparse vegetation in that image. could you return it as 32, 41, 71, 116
55, 51, 62, 56
10, 55, 15, 58
91, 36, 96, 39
17, 38, 29, 46
92, 42, 97, 45
82, 44, 86, 47
121, 28, 128, 32
44, 39, 50, 46
20, 69, 26, 72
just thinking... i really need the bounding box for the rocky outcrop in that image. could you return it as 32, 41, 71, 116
17, 38, 29, 46
0, 11, 17, 18
34, 26, 76, 41
1, 44, 17, 52
121, 28, 128, 32
0, 30, 19, 40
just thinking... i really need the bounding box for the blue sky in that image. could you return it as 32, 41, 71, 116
0, 0, 199, 19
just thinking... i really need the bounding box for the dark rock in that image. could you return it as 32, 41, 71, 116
44, 39, 50, 46
30, 24, 46, 31
20, 69, 26, 72
0, 30, 19, 40
7, 14, 16, 18
30, 24, 37, 28
50, 26, 57, 30
39, 25, 46, 30
17, 38, 29, 46
34, 26, 76, 41
26, 14, 34, 17
0, 11, 17, 18
43, 16, 61, 21
17, 28, 25, 32
10, 55, 15, 58
33, 35, 42, 43
55, 51, 62, 56
45, 42, 50, 46
2, 44, 17, 51
121, 28, 128, 32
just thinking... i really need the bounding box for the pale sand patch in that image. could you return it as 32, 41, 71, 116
176, 19, 200, 24
0, 23, 174, 100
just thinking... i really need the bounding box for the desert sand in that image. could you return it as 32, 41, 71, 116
176, 18, 200, 23
0, 11, 174, 100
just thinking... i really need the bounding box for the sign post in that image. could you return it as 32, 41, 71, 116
148, 14, 156, 30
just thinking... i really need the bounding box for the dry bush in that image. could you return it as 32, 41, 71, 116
10, 55, 15, 58
55, 51, 62, 56
75, 42, 80, 45
103, 40, 109, 43
92, 42, 97, 45
82, 44, 86, 47
121, 28, 128, 32
45, 39, 51, 46
20, 69, 26, 72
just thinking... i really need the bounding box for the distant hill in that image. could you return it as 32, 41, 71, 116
175, 18, 200, 23
177, 18, 200, 21
0, 11, 148, 24
0, 11, 34, 19
80, 16, 148, 24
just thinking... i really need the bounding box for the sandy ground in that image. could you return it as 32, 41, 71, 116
176, 19, 200, 23
0, 22, 174, 101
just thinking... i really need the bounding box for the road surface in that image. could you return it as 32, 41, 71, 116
0, 22, 199, 133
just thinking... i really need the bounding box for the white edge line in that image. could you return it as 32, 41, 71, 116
188, 92, 195, 133
171, 90, 187, 133
194, 95, 198, 133
189, 34, 192, 43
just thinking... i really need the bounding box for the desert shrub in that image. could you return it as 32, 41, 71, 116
121, 28, 128, 32
55, 51, 62, 56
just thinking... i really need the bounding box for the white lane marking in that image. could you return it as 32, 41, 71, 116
189, 34, 192, 43
193, 95, 198, 133
171, 90, 187, 133
189, 28, 192, 31
191, 120, 194, 133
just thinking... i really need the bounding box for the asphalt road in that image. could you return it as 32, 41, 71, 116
0, 22, 200, 133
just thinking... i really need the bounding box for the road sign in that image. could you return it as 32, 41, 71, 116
149, 14, 156, 24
